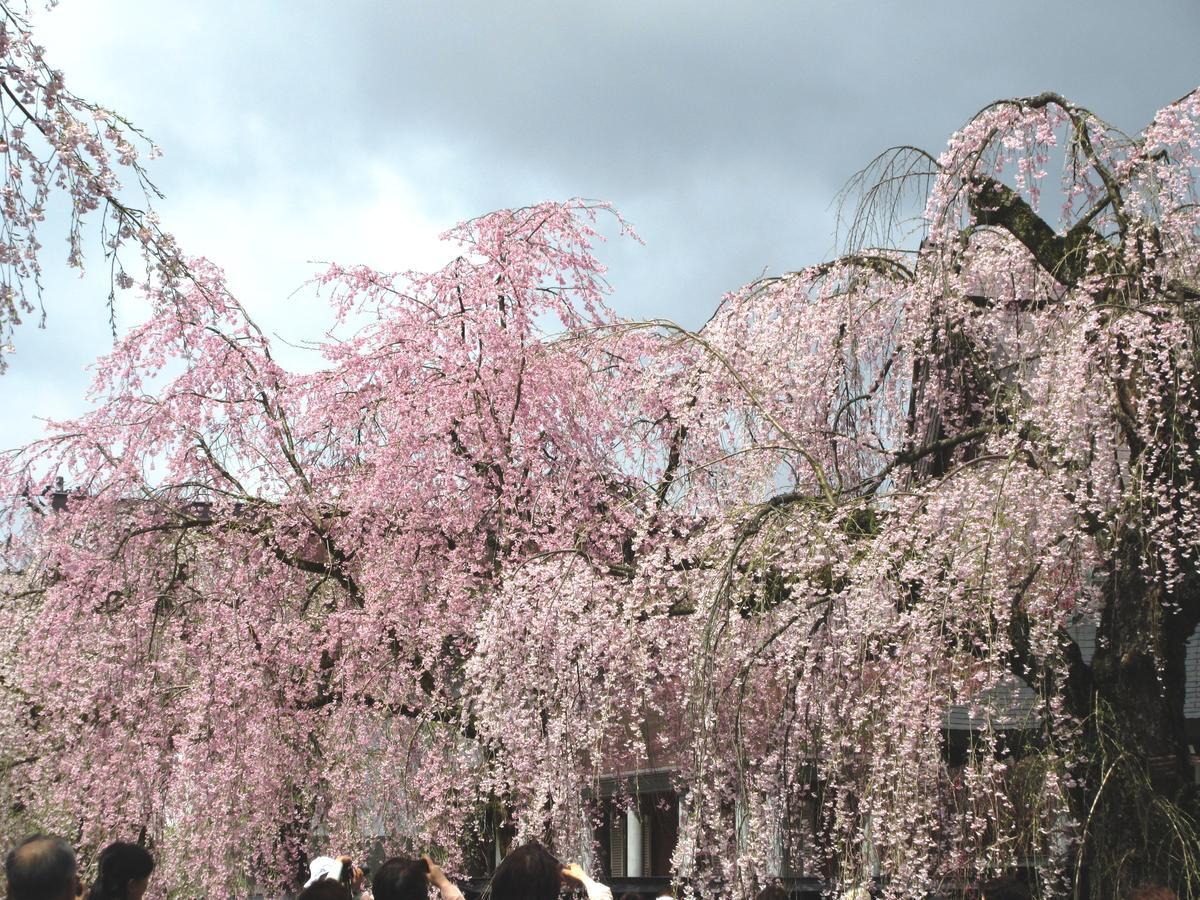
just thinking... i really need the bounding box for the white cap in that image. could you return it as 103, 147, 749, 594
304, 856, 344, 888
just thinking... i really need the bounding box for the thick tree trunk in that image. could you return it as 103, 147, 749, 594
1072, 528, 1200, 898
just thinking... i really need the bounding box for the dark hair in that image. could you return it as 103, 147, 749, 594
5, 834, 77, 900
372, 856, 429, 900
1130, 890, 1177, 900
756, 886, 788, 900
489, 841, 562, 900
297, 880, 352, 900
87, 842, 154, 900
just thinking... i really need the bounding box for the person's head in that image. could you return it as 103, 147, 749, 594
5, 835, 80, 900
1129, 889, 1177, 900
371, 856, 430, 900
88, 842, 154, 900
757, 886, 788, 900
489, 841, 563, 900
297, 880, 352, 900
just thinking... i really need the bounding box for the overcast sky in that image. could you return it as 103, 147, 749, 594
2, 0, 1198, 448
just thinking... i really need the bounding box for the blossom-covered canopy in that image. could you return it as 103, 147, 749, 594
1, 12, 1198, 894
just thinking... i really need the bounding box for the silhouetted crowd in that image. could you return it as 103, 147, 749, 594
291, 842, 618, 900
5, 832, 781, 900
5, 837, 152, 900
4, 831, 1058, 899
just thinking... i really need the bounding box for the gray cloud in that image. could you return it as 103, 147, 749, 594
4, 0, 1197, 447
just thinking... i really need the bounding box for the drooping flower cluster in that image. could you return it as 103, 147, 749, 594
0, 1, 170, 362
